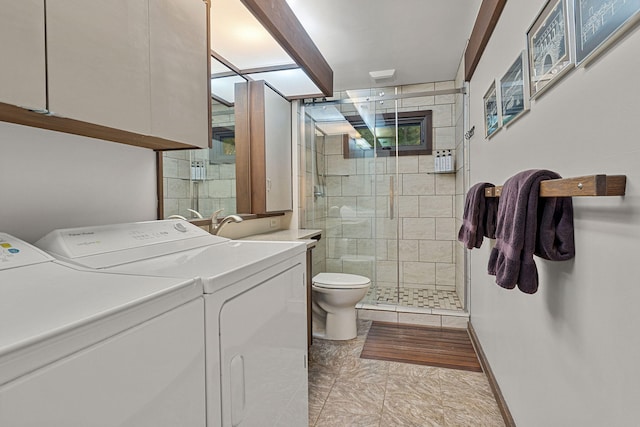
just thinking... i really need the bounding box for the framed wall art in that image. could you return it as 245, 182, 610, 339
500, 51, 530, 126
484, 80, 501, 139
527, 0, 574, 98
574, 0, 640, 65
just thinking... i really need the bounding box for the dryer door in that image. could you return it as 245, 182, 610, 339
219, 263, 307, 426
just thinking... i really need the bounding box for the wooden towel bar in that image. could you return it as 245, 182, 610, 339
484, 174, 627, 198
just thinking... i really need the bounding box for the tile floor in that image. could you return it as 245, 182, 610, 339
308, 320, 505, 427
366, 287, 463, 310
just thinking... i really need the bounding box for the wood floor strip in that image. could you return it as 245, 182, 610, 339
360, 321, 482, 372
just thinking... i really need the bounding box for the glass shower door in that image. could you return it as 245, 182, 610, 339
302, 89, 397, 305
303, 83, 466, 313
351, 89, 401, 308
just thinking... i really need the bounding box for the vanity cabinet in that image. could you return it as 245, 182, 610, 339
0, 0, 46, 112
236, 80, 293, 214
0, 0, 210, 150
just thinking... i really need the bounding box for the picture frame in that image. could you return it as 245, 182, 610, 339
483, 80, 501, 139
527, 0, 573, 98
500, 51, 530, 127
574, 0, 640, 66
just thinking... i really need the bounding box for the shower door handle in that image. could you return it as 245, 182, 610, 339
389, 175, 394, 220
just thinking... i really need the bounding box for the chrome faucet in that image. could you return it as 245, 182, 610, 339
167, 214, 188, 220
211, 209, 243, 235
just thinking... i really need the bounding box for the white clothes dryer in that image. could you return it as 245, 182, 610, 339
0, 232, 206, 427
36, 220, 309, 427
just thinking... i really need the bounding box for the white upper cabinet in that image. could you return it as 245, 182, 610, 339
263, 85, 292, 212
150, 0, 210, 148
45, 0, 152, 135
0, 0, 46, 111
0, 0, 209, 149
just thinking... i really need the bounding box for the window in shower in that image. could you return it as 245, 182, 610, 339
343, 110, 432, 158
209, 126, 236, 165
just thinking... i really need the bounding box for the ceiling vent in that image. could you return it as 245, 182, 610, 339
369, 69, 396, 81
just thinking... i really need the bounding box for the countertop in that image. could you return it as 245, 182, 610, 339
239, 229, 322, 249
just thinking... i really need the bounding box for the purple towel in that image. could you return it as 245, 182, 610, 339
488, 170, 575, 294
458, 182, 498, 249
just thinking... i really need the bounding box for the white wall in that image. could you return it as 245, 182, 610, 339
0, 122, 157, 242
468, 1, 640, 426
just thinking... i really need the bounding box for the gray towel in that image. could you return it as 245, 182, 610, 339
458, 182, 498, 249
488, 169, 575, 294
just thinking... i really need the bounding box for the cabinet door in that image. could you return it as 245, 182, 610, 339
0, 0, 46, 111
264, 84, 292, 212
149, 0, 210, 148
46, 0, 151, 135
236, 80, 293, 214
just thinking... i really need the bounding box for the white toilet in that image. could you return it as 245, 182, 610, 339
311, 273, 371, 340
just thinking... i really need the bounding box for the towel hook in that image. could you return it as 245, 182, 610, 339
464, 126, 475, 140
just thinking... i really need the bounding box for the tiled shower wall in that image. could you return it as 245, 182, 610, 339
303, 81, 460, 296
162, 102, 236, 219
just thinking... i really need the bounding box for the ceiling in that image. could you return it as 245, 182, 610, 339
285, 0, 483, 92
211, 0, 327, 101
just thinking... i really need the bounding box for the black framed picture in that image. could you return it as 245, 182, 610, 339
574, 0, 640, 65
484, 80, 501, 139
527, 0, 573, 98
500, 51, 530, 127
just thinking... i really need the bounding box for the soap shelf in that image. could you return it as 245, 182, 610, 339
484, 174, 627, 198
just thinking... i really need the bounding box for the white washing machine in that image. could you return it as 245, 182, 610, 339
36, 220, 309, 427
0, 232, 206, 427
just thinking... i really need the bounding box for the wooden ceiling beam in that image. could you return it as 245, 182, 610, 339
240, 0, 334, 96
464, 0, 507, 81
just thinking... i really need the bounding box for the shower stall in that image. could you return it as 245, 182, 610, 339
300, 82, 469, 313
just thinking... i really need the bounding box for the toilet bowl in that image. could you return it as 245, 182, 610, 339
312, 273, 371, 340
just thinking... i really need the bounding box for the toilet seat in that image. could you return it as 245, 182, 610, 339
312, 273, 371, 289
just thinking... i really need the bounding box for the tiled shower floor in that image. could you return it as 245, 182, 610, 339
365, 286, 463, 310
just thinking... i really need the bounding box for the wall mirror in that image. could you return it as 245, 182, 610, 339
159, 0, 333, 220
161, 96, 238, 220
160, 55, 245, 221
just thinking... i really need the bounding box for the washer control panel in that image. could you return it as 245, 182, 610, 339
34, 220, 228, 268
0, 233, 52, 270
